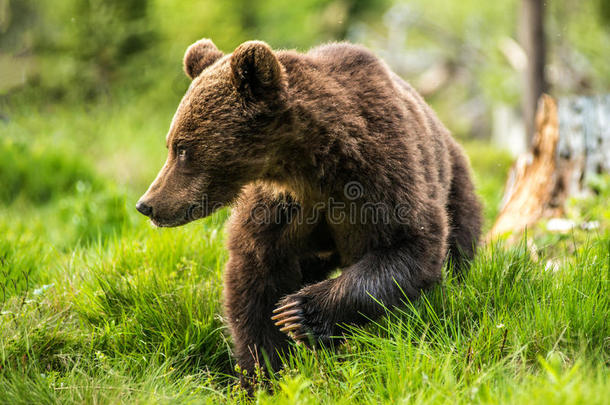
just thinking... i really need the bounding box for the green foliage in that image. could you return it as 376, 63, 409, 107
0, 136, 129, 246
548, 0, 610, 94
0, 221, 46, 301
152, 0, 389, 52
0, 0, 38, 52
599, 0, 610, 25
463, 141, 514, 229
566, 174, 610, 227
73, 221, 231, 374
2, 0, 392, 101
0, 137, 99, 205
12, 0, 156, 99
57, 183, 130, 246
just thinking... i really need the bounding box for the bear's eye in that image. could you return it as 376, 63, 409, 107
177, 146, 187, 159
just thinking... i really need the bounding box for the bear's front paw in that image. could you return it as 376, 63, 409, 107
272, 298, 308, 342
271, 295, 331, 345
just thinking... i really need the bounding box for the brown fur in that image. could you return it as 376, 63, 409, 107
137, 39, 482, 378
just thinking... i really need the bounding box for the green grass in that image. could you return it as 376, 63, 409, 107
462, 141, 513, 229
0, 92, 608, 403
1, 216, 607, 403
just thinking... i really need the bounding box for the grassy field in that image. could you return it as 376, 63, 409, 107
0, 90, 608, 404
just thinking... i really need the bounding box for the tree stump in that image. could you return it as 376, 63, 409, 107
489, 93, 610, 239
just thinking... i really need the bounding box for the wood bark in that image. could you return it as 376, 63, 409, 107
490, 94, 559, 239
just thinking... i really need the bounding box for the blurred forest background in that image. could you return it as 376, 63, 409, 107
2, 0, 610, 228
3, 1, 610, 138
1, 1, 610, 402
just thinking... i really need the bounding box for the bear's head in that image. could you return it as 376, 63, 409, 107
136, 39, 288, 227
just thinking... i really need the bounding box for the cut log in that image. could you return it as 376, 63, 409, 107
489, 93, 610, 240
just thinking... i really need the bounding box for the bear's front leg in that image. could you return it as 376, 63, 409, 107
273, 231, 447, 344
223, 185, 311, 380
225, 250, 302, 375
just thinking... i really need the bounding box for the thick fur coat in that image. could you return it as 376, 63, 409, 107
137, 39, 482, 378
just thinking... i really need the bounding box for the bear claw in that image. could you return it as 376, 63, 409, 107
272, 299, 310, 343
273, 315, 301, 326
291, 333, 308, 341
272, 301, 299, 314
271, 309, 300, 321
279, 323, 302, 333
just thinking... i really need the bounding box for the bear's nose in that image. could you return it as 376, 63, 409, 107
136, 200, 153, 217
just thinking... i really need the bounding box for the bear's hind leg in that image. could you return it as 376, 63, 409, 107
446, 144, 482, 275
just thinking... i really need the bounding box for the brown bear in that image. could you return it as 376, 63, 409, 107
136, 38, 482, 377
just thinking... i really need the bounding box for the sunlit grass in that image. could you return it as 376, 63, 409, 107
2, 216, 608, 403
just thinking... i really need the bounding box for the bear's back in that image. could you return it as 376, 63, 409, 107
307, 42, 382, 75
277, 43, 454, 212
276, 42, 391, 97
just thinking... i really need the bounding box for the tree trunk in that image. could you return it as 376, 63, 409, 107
520, 0, 547, 144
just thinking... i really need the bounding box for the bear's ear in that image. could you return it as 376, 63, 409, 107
230, 41, 284, 101
183, 39, 224, 80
